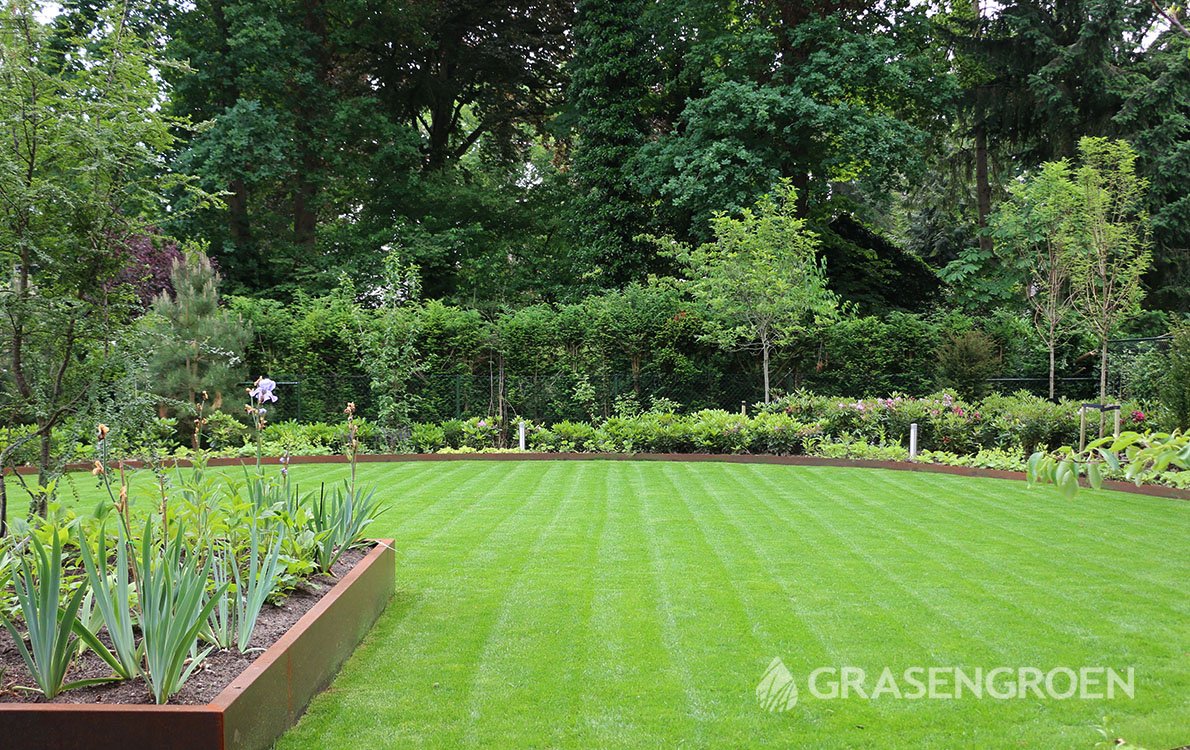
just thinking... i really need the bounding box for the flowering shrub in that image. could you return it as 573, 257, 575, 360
460, 417, 500, 450
979, 392, 1079, 455
746, 412, 817, 455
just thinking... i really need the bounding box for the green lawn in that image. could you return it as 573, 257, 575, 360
7, 460, 1189, 749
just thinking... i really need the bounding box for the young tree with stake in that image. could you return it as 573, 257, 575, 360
1067, 138, 1152, 429
991, 160, 1080, 401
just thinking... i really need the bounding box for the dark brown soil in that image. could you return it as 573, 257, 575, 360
0, 547, 368, 705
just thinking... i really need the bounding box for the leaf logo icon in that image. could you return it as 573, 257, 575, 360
757, 657, 798, 712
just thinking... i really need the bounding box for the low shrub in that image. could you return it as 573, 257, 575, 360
553, 421, 597, 452
411, 422, 446, 453
688, 410, 751, 454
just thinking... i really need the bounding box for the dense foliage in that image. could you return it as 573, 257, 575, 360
0, 1, 1187, 517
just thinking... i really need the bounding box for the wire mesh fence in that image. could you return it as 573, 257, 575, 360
254, 371, 779, 425
254, 336, 1171, 425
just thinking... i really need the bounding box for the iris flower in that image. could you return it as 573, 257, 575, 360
250, 376, 278, 403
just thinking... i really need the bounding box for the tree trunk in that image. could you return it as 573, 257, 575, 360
1099, 340, 1109, 403
1099, 339, 1109, 437
975, 121, 993, 253
293, 0, 329, 252
1048, 337, 1057, 402
293, 176, 318, 251
227, 177, 251, 250
972, 0, 993, 252
497, 353, 507, 448
30, 420, 51, 518
762, 341, 771, 405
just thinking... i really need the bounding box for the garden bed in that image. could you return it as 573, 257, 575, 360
0, 539, 394, 749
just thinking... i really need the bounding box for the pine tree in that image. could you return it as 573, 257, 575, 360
145, 252, 253, 446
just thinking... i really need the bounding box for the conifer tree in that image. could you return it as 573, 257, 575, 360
145, 252, 252, 446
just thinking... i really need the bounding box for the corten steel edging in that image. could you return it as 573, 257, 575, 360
213, 539, 395, 750
0, 539, 395, 750
7, 452, 1188, 500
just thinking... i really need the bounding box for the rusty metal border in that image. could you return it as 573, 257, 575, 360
0, 540, 395, 750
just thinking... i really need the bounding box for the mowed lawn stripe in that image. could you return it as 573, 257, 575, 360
279, 461, 564, 749
462, 462, 606, 748
862, 471, 1190, 628
736, 464, 998, 665
578, 462, 691, 748
827, 470, 1157, 647
633, 462, 716, 744
657, 462, 898, 736
875, 471, 1190, 610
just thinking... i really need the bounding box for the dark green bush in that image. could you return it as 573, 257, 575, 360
810, 313, 941, 396
552, 421, 597, 452
937, 330, 1001, 399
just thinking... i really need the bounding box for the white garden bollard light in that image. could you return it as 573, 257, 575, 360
909, 423, 918, 461
519, 420, 527, 451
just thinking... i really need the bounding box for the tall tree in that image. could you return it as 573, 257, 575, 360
567, 0, 655, 286
1113, 27, 1190, 311
0, 0, 201, 520
632, 0, 955, 243
165, 0, 572, 300
991, 160, 1080, 399
143, 251, 252, 447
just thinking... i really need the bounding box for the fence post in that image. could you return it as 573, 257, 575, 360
1079, 406, 1088, 451
909, 423, 918, 461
